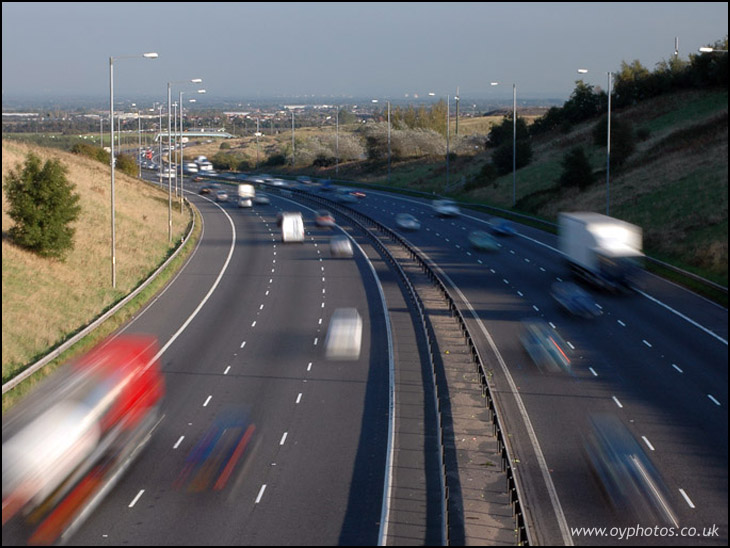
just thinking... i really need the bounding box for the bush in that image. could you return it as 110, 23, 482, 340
3, 152, 81, 259
559, 146, 594, 190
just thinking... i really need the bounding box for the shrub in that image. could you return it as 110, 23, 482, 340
3, 152, 81, 259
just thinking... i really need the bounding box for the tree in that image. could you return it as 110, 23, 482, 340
4, 152, 81, 259
593, 116, 635, 169
559, 146, 594, 190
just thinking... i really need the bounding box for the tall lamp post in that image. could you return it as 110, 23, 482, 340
578, 68, 613, 215
179, 89, 205, 212
167, 78, 202, 243
371, 99, 391, 183
109, 51, 158, 288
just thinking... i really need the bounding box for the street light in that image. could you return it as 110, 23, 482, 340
167, 78, 202, 243
372, 99, 391, 183
699, 47, 729, 53
178, 89, 206, 212
578, 68, 613, 215
109, 51, 158, 288
486, 81, 517, 206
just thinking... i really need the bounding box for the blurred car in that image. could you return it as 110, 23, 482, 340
238, 197, 252, 208
175, 406, 256, 493
2, 336, 164, 545
490, 218, 517, 236
395, 213, 421, 231
334, 188, 358, 203
520, 318, 572, 373
330, 235, 354, 258
315, 210, 336, 228
432, 199, 460, 217
325, 308, 363, 361
551, 281, 602, 319
215, 190, 229, 202
468, 230, 499, 251
281, 212, 304, 242
351, 190, 367, 199
583, 414, 678, 527
199, 183, 221, 195
253, 194, 270, 205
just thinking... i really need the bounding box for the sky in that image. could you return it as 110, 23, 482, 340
2, 2, 728, 104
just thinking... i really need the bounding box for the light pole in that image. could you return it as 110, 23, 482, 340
578, 68, 612, 215
167, 78, 202, 243
371, 99, 391, 183
109, 51, 158, 288
513, 83, 517, 207
179, 89, 205, 212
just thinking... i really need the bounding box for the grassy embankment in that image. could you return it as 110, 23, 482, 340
189, 89, 727, 290
2, 140, 193, 405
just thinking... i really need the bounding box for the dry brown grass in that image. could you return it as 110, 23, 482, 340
2, 140, 189, 377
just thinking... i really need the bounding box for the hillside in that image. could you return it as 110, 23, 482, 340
2, 140, 189, 379
266, 89, 727, 286
467, 89, 728, 284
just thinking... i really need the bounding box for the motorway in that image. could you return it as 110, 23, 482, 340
59, 188, 391, 545
6, 172, 726, 546
342, 188, 728, 546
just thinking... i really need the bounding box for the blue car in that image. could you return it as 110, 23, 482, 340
551, 281, 602, 319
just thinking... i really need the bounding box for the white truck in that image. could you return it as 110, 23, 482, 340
558, 212, 643, 291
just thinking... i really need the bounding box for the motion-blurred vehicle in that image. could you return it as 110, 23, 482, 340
551, 281, 602, 318
468, 230, 499, 251
334, 188, 358, 203
315, 210, 336, 228
325, 308, 363, 361
559, 212, 643, 291
432, 199, 460, 217
395, 213, 421, 231
215, 190, 229, 202
281, 212, 304, 242
238, 197, 252, 208
253, 194, 270, 205
2, 336, 165, 545
199, 183, 221, 195
183, 162, 199, 175
490, 218, 517, 236
520, 319, 572, 373
175, 407, 256, 493
583, 414, 678, 527
330, 235, 354, 258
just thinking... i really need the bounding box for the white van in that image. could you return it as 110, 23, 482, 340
281, 212, 304, 243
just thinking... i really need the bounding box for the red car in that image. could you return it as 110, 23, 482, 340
2, 336, 165, 545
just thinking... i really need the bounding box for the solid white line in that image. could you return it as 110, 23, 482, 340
129, 490, 145, 508
173, 436, 185, 449
678, 488, 695, 508
637, 289, 728, 346
641, 436, 655, 451
255, 484, 267, 504
407, 245, 572, 545
148, 199, 237, 366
